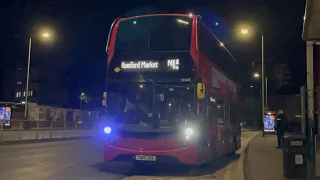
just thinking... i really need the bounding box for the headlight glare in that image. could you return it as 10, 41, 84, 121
185, 127, 193, 136
104, 126, 112, 134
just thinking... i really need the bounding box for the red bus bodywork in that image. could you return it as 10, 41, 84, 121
104, 14, 241, 165
104, 134, 199, 164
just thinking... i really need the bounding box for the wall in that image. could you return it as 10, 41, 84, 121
12, 103, 99, 122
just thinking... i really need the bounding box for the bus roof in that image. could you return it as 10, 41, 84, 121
119, 14, 193, 21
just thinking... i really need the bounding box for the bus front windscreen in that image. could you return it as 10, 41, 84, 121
115, 16, 192, 51
107, 83, 195, 129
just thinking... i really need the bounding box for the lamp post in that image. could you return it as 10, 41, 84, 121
80, 93, 85, 109
253, 73, 268, 109
241, 29, 265, 136
261, 34, 265, 137
24, 32, 51, 120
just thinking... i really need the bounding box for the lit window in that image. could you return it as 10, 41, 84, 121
30, 91, 33, 96
17, 81, 22, 84
16, 92, 22, 98
23, 91, 26, 97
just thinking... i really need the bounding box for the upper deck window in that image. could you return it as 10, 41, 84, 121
115, 16, 192, 51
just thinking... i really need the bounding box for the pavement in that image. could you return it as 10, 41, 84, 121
0, 129, 259, 180
0, 129, 94, 142
244, 133, 320, 180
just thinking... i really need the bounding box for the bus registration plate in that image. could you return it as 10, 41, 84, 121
135, 155, 156, 161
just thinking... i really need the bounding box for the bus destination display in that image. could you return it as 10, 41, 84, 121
120, 59, 179, 72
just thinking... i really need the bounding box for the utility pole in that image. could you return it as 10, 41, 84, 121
24, 38, 32, 120
306, 41, 316, 179
261, 34, 265, 137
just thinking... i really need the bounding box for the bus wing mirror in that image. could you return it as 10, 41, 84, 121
197, 83, 205, 99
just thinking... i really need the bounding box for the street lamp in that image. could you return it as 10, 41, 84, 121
80, 93, 85, 109
240, 27, 265, 136
24, 31, 51, 119
42, 33, 50, 37
253, 72, 260, 78
241, 29, 249, 35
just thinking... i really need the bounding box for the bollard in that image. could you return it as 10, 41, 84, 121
50, 121, 53, 138
63, 121, 66, 138
36, 121, 39, 140
19, 121, 22, 140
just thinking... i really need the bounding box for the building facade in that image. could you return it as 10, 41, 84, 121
13, 67, 68, 107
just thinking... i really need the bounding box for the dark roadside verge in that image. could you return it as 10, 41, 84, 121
0, 136, 92, 146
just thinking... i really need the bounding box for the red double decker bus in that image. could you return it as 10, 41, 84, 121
103, 13, 241, 165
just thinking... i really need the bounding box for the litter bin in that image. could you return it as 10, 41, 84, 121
283, 135, 307, 179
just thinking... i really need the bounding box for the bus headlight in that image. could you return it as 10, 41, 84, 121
180, 127, 194, 146
184, 127, 195, 140
104, 126, 112, 134
185, 127, 194, 136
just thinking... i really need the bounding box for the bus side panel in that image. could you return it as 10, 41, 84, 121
196, 51, 239, 156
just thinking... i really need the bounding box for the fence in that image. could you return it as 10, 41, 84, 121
0, 120, 97, 142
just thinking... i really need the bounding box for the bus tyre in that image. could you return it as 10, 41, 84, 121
229, 135, 237, 155
229, 149, 236, 156
210, 147, 217, 164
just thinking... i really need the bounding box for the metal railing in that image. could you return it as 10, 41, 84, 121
0, 120, 96, 142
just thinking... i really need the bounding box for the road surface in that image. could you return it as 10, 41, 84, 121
0, 130, 94, 141
0, 130, 258, 180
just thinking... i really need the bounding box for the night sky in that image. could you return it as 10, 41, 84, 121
0, 0, 306, 108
